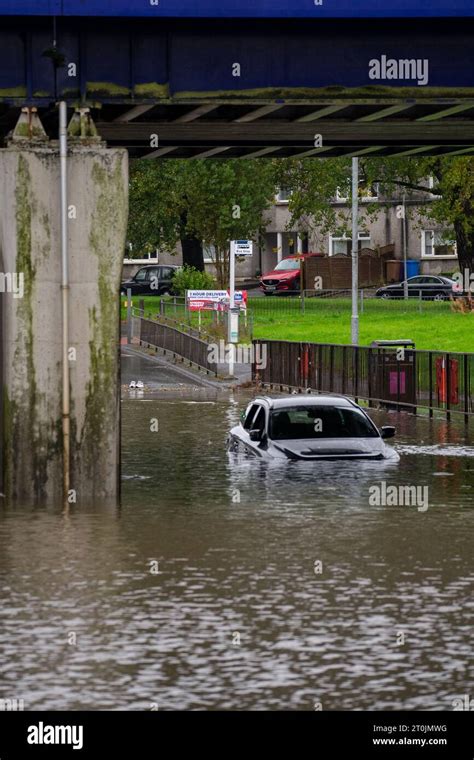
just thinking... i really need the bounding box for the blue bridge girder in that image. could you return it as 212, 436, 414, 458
1, 15, 474, 158
1, 1, 474, 18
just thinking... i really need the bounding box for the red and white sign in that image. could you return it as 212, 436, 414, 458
186, 289, 247, 312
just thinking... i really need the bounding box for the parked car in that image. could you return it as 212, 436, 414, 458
121, 265, 180, 296
259, 253, 323, 295
228, 395, 399, 461
375, 275, 457, 301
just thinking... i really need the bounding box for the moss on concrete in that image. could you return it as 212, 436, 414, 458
80, 155, 127, 486
0, 86, 27, 99
86, 81, 131, 97
134, 82, 169, 98
6, 154, 61, 502
173, 85, 474, 100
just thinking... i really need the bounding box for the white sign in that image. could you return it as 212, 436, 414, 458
186, 289, 247, 312
231, 239, 253, 257
186, 290, 228, 312
187, 290, 227, 300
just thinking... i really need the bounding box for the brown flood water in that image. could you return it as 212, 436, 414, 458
0, 352, 472, 710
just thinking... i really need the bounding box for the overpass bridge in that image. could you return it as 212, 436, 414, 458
1, 8, 474, 156
0, 2, 473, 506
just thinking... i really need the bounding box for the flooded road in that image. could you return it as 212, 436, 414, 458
0, 353, 472, 710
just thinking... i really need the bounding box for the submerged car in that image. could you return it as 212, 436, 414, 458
228, 395, 399, 461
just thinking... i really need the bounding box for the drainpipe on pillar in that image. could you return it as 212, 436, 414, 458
59, 102, 71, 504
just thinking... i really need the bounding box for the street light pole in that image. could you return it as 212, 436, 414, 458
402, 191, 409, 300
351, 157, 359, 345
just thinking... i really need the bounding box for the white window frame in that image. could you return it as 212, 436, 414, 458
427, 176, 442, 199
275, 188, 292, 204
329, 233, 372, 256
335, 183, 379, 203
421, 230, 457, 259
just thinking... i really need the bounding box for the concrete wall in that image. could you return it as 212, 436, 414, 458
0, 141, 128, 505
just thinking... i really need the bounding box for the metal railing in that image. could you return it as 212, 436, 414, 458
135, 313, 218, 376
252, 339, 474, 422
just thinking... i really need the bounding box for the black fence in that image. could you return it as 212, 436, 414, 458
138, 315, 218, 376
252, 340, 474, 421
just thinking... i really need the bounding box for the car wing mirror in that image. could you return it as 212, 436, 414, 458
249, 429, 262, 442
380, 426, 396, 439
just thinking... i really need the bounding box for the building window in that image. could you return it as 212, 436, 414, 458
422, 230, 457, 258
427, 176, 441, 198
203, 244, 216, 263
276, 188, 292, 203
329, 233, 371, 256
335, 182, 379, 203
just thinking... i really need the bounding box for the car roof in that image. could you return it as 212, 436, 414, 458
252, 395, 357, 409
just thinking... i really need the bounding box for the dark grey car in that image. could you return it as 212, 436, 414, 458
121, 264, 179, 296
375, 275, 456, 301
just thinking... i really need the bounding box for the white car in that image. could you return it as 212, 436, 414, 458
228, 395, 400, 462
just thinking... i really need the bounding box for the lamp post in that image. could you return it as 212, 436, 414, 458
351, 157, 359, 345
402, 191, 409, 300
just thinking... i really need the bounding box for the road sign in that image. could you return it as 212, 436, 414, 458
186, 290, 227, 311
231, 240, 253, 257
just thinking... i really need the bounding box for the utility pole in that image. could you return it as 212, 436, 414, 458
351, 157, 359, 345
402, 191, 409, 300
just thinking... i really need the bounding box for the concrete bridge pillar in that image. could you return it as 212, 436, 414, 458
0, 114, 128, 505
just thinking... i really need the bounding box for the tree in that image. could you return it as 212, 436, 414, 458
128, 159, 278, 284
276, 155, 474, 276
128, 160, 205, 269
363, 156, 474, 276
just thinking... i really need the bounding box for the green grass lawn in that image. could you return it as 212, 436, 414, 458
250, 298, 474, 353
121, 295, 474, 353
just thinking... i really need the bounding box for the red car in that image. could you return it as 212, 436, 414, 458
259, 253, 323, 295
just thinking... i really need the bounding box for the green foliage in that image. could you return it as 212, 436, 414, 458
128, 159, 278, 282
276, 155, 474, 269
171, 265, 216, 295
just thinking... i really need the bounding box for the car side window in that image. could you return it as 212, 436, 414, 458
161, 267, 175, 279
243, 404, 259, 430
134, 268, 148, 281
251, 406, 266, 434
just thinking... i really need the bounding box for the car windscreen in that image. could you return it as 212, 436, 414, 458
269, 406, 379, 440
273, 259, 300, 271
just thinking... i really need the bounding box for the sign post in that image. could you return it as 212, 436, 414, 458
351, 158, 359, 345
228, 240, 253, 376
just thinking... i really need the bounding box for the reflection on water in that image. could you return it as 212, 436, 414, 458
0, 358, 473, 710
